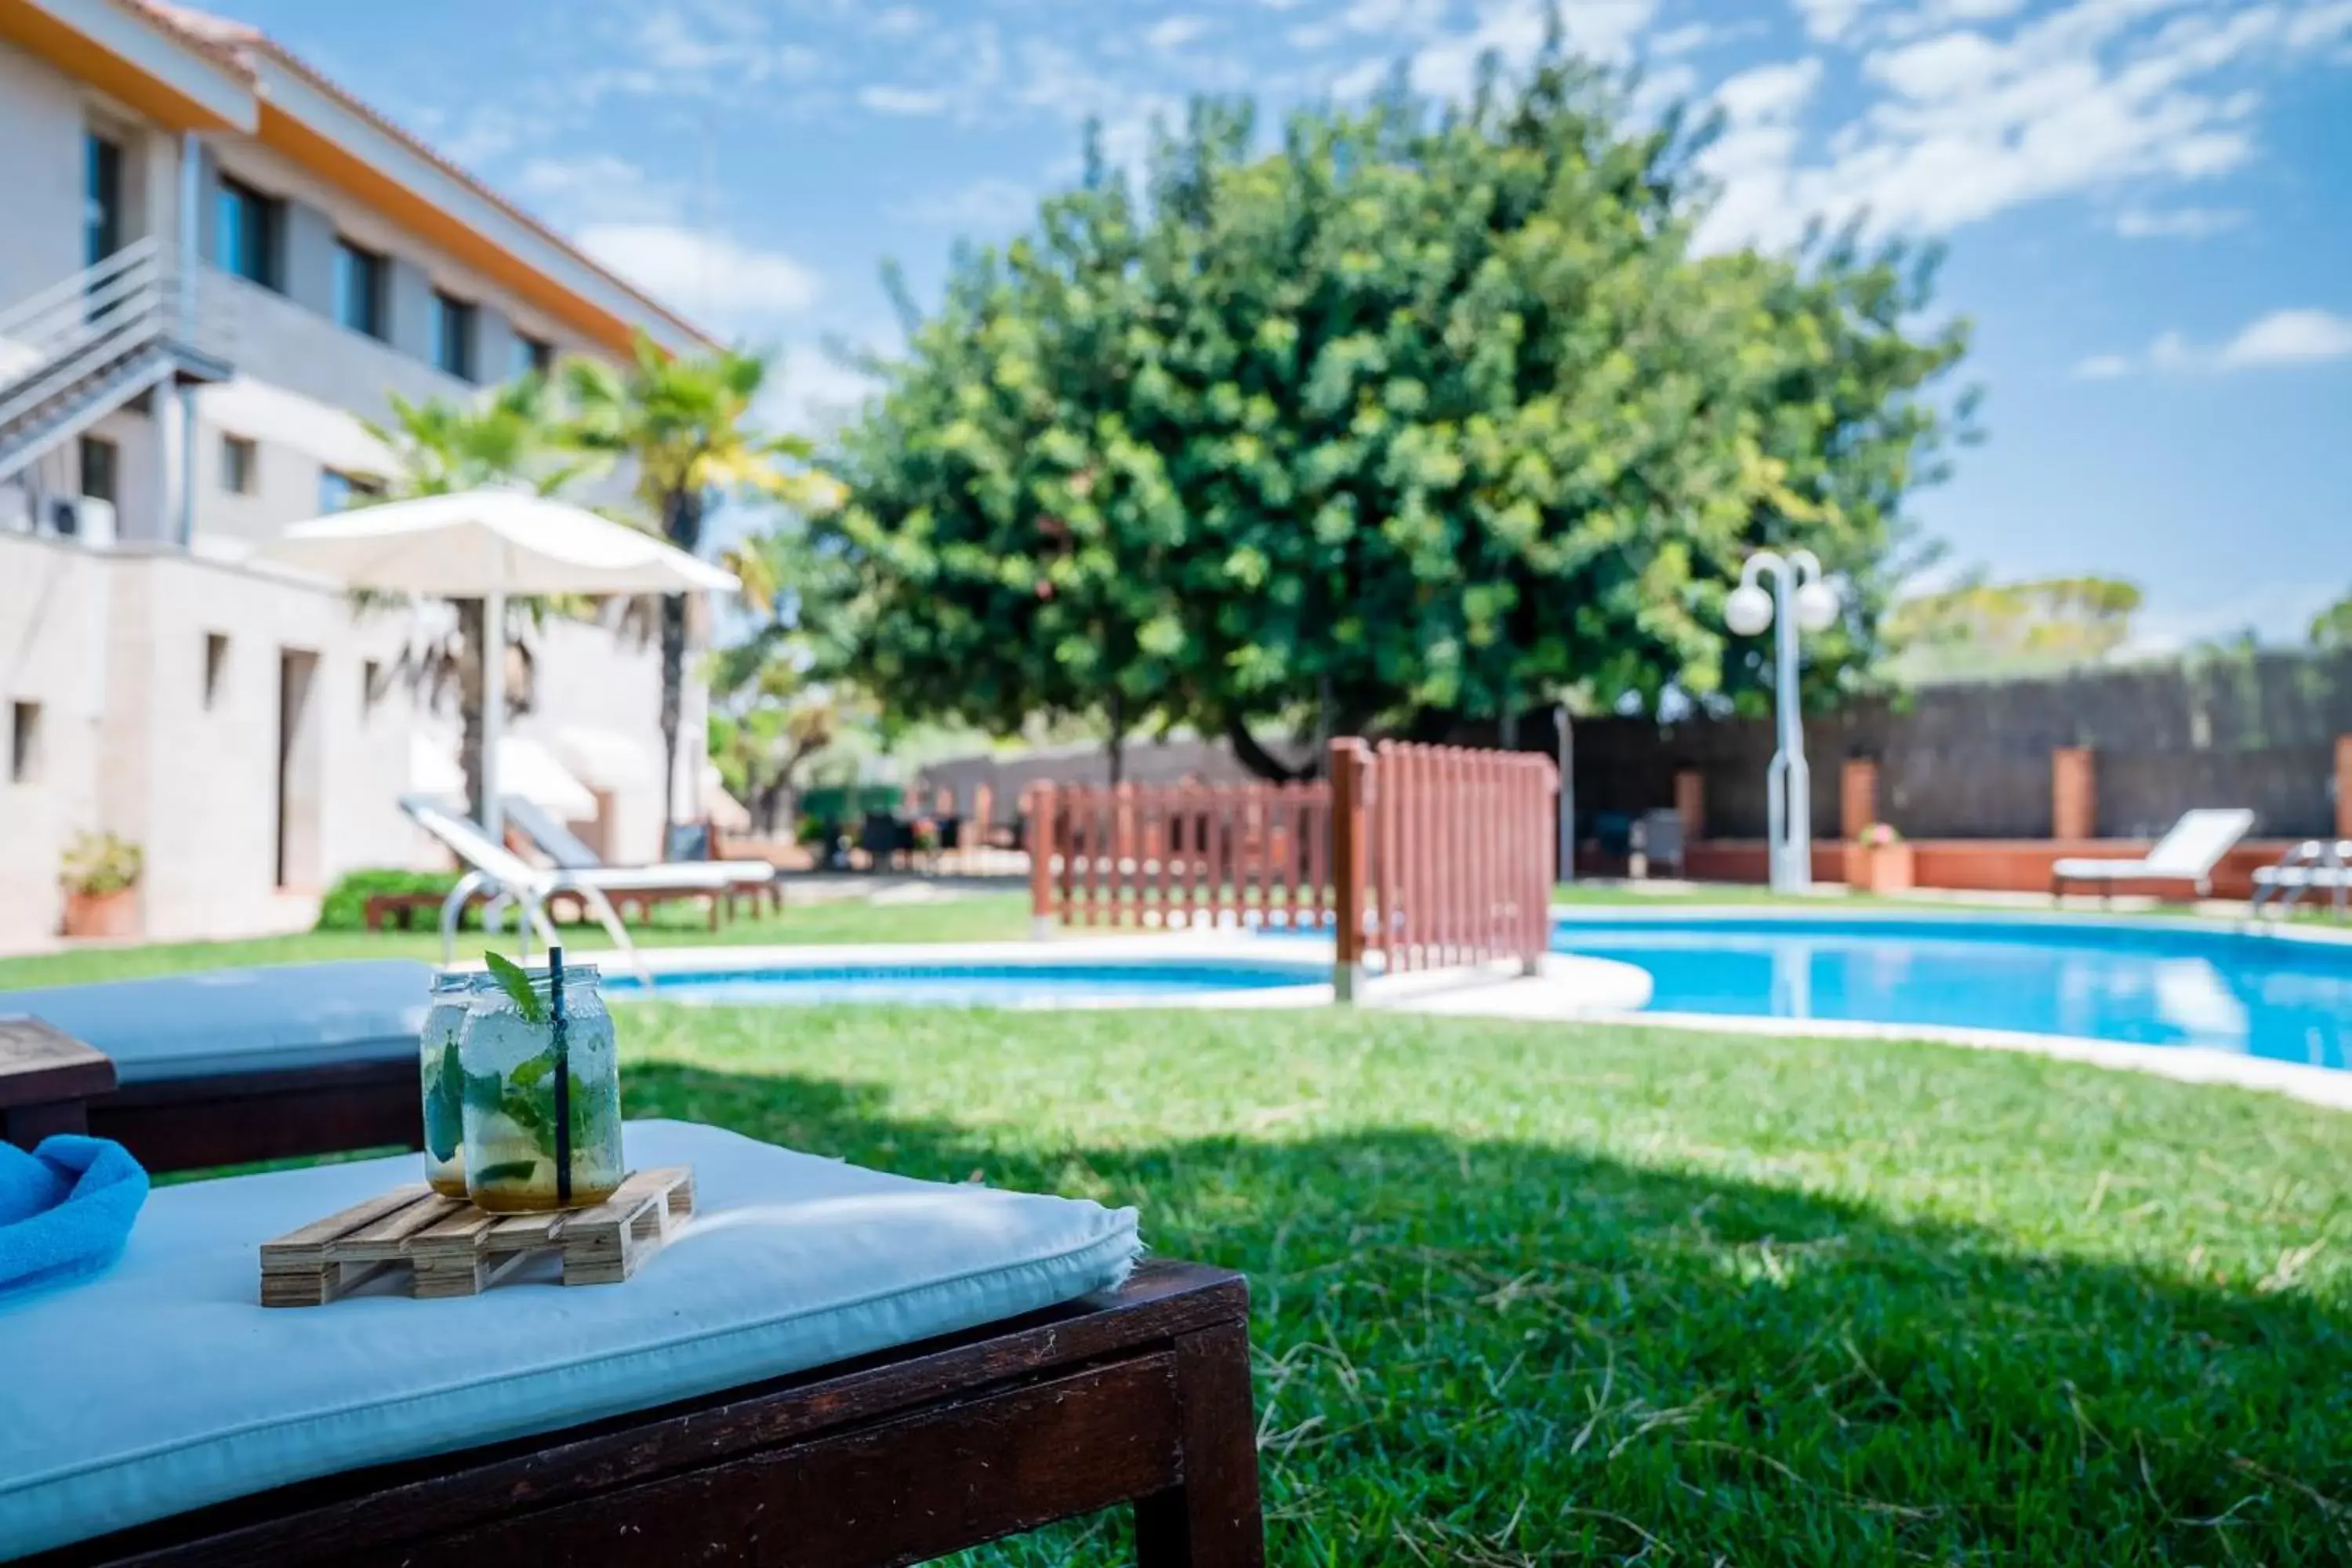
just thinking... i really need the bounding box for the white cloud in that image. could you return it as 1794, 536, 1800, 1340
514, 154, 679, 226
1406, 0, 1657, 98
1649, 22, 1715, 54
1794, 0, 1878, 43
579, 224, 823, 327
2114, 204, 2245, 237
1697, 0, 2318, 252
1145, 14, 1211, 51
871, 6, 925, 39
887, 176, 1038, 231
2219, 307, 2352, 366
2073, 308, 2352, 376
858, 84, 950, 115
757, 346, 882, 437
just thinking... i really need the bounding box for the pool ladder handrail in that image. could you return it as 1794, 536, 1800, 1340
2249, 837, 2351, 920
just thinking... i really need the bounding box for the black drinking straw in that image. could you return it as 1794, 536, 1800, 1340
548, 944, 572, 1207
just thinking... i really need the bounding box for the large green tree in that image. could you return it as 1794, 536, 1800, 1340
826, 45, 1969, 777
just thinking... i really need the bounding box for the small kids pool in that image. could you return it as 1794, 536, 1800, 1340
1553, 914, 2352, 1069
609, 958, 1326, 1009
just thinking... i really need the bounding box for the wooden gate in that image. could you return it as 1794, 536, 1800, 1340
1027, 739, 1556, 993
1345, 739, 1557, 979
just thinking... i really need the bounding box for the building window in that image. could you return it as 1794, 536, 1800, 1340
333, 241, 386, 338
203, 633, 230, 708
318, 468, 383, 514
512, 332, 554, 381
8, 702, 39, 784
78, 436, 118, 505
85, 132, 124, 268
214, 177, 282, 289
221, 434, 258, 495
430, 291, 477, 381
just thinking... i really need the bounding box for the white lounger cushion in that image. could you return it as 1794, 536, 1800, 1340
0, 961, 433, 1083
0, 1120, 1142, 1559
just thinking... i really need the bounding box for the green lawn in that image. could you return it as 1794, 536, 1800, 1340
0, 893, 1035, 990
617, 1004, 2352, 1566
13, 906, 2352, 1560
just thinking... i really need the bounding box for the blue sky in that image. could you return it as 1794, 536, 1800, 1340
211, 0, 2352, 648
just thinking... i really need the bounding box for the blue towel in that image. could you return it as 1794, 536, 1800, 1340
0, 1135, 149, 1300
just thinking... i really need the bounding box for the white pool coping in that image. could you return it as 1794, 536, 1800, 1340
619, 931, 2352, 1114
622, 935, 1657, 1018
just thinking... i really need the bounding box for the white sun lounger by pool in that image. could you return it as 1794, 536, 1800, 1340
2050, 808, 2256, 902
398, 796, 704, 978
500, 794, 776, 895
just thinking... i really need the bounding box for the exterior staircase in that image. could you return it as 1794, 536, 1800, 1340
0, 238, 234, 488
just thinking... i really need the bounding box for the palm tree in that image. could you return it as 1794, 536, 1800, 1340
364, 376, 579, 818
561, 337, 836, 827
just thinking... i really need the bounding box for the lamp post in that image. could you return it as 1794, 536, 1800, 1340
1723, 550, 1840, 893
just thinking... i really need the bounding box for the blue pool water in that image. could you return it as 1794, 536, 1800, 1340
608, 960, 1324, 1008
1552, 916, 2352, 1068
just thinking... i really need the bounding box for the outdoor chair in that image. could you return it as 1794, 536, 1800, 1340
2250, 838, 2352, 919
2050, 808, 2257, 902
398, 796, 656, 978
858, 812, 912, 871
1630, 808, 1686, 879
0, 963, 430, 1172
0, 1117, 1265, 1566
501, 795, 779, 928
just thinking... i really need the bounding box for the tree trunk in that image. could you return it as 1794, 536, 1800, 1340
659, 592, 684, 831
1105, 691, 1125, 788
455, 597, 487, 822
1223, 716, 1311, 782
657, 487, 704, 831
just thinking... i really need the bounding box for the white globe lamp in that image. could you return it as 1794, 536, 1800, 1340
1795, 579, 1841, 633
1723, 583, 1774, 637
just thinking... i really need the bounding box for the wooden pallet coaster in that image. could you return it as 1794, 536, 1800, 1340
260, 1166, 695, 1307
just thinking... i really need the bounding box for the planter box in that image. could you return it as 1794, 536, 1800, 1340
61, 890, 140, 940
1844, 843, 1915, 895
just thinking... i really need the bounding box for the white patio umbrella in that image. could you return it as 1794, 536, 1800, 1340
260, 489, 737, 844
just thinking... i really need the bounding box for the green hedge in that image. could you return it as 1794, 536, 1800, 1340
314, 868, 469, 932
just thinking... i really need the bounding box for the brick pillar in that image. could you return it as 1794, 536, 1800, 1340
1672, 769, 1705, 841
2052, 746, 2096, 840
1840, 759, 1880, 839
2336, 735, 2352, 842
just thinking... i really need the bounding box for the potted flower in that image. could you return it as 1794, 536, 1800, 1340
1845, 822, 1914, 895
60, 830, 143, 938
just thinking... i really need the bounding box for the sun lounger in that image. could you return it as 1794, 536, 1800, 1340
399, 796, 687, 975
500, 795, 779, 927
2050, 808, 2256, 902
2250, 838, 2352, 918
0, 1120, 1260, 1566
1, 963, 431, 1171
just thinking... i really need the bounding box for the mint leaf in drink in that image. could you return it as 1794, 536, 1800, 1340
484, 951, 546, 1024
472, 1160, 538, 1186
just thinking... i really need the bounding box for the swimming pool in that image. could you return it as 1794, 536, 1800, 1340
609, 958, 1327, 1008
1552, 914, 2352, 1069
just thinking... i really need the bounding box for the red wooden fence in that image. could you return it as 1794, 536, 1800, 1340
1026, 779, 1338, 934
1027, 738, 1557, 994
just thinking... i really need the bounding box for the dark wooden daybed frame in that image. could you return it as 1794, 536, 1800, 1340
0, 1018, 1267, 1566
2, 1014, 422, 1174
